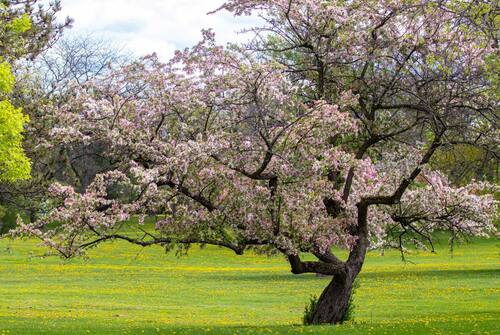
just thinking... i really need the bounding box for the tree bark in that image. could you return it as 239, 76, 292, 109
308, 204, 369, 324
309, 269, 357, 324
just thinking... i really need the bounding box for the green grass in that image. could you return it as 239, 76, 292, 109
0, 235, 498, 335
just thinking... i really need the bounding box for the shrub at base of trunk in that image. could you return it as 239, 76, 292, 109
303, 278, 360, 325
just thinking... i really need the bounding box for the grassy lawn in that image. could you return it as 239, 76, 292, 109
0, 234, 498, 335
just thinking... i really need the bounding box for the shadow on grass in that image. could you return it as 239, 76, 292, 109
3, 318, 499, 335
201, 267, 499, 282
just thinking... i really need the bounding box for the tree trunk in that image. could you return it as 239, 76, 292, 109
308, 202, 369, 324
309, 272, 355, 324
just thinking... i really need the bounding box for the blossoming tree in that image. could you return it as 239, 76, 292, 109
16, 0, 497, 324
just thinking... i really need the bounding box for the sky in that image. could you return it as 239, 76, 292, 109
55, 0, 258, 60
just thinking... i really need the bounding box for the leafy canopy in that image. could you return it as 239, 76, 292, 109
0, 3, 33, 181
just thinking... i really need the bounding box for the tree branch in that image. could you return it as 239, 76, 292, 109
288, 254, 346, 276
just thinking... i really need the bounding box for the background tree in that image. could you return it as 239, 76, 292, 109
15, 0, 498, 325
0, 0, 70, 231
0, 34, 126, 230
0, 2, 34, 183
0, 0, 70, 61
0, 58, 30, 182
429, 0, 498, 184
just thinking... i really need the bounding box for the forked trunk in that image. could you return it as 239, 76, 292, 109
309, 272, 354, 324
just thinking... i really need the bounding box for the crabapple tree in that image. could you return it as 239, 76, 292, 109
15, 0, 498, 324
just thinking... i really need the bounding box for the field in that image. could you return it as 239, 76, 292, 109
0, 235, 498, 335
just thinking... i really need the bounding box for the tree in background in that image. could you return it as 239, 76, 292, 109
0, 0, 70, 230
15, 0, 498, 324
28, 34, 128, 193
0, 34, 127, 229
0, 4, 32, 182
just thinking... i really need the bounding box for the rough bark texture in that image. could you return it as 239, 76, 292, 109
310, 272, 354, 324
308, 204, 369, 324
309, 258, 367, 325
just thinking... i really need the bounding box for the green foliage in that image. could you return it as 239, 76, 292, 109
0, 98, 31, 181
485, 53, 499, 100
431, 144, 497, 185
0, 61, 14, 93
0, 5, 31, 61
302, 295, 318, 325
0, 4, 36, 182
6, 13, 32, 34
0, 1, 70, 61
0, 205, 20, 234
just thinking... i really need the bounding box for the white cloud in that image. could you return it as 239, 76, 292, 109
55, 0, 258, 60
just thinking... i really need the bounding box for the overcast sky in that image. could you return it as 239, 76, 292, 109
56, 0, 258, 60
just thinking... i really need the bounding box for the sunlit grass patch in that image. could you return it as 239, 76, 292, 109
0, 236, 498, 334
